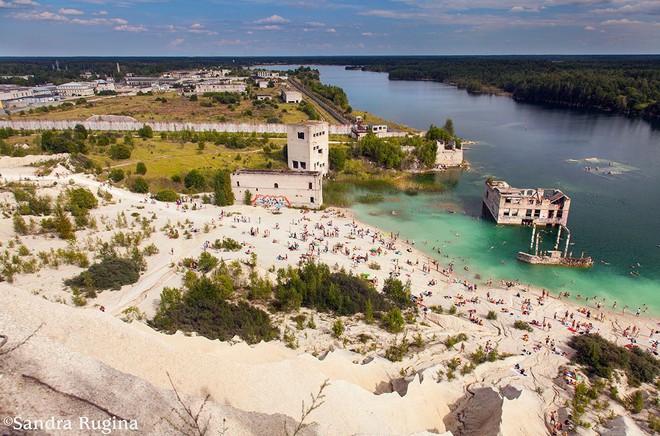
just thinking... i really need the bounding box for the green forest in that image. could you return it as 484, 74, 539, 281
351, 56, 660, 120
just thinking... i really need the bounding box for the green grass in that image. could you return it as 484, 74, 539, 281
3, 91, 328, 124
88, 138, 289, 190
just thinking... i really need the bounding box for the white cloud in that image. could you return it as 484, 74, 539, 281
12, 11, 68, 21
71, 17, 128, 25
259, 25, 281, 30
358, 9, 427, 19
325, 28, 336, 33
188, 28, 218, 35
509, 6, 538, 13
584, 25, 596, 30
114, 24, 147, 32
95, 10, 108, 15
305, 21, 325, 26
0, 0, 39, 7
169, 38, 184, 47
216, 38, 247, 46
59, 8, 84, 15
255, 14, 289, 24
191, 23, 203, 28
600, 18, 656, 26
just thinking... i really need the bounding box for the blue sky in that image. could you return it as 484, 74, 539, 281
1, 0, 659, 55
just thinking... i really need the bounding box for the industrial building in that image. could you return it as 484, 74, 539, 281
281, 89, 303, 104
231, 169, 323, 209
483, 180, 570, 226
286, 121, 329, 176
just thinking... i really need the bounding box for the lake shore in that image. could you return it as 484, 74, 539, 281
1, 155, 658, 435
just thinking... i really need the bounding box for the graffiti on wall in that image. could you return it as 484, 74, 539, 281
252, 194, 291, 207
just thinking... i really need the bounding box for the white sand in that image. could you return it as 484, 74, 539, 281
1, 155, 657, 435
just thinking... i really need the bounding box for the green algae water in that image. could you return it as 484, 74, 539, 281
265, 64, 660, 312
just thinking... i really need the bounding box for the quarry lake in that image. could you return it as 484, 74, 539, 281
271, 65, 660, 313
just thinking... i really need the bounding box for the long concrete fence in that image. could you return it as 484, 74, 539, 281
0, 119, 353, 135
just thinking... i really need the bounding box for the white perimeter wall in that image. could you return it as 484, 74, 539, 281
0, 120, 351, 135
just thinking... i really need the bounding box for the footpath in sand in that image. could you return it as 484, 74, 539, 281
1, 155, 657, 435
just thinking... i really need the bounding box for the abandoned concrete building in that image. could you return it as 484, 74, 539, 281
286, 120, 329, 176
483, 180, 570, 226
231, 169, 323, 209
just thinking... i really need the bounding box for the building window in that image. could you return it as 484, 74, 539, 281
301, 161, 306, 169
525, 210, 532, 217
308, 182, 312, 189
292, 160, 299, 169
237, 181, 240, 187
274, 183, 279, 189
318, 148, 322, 154
298, 132, 305, 140
310, 197, 314, 203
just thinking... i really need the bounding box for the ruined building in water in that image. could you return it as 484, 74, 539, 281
483, 180, 570, 226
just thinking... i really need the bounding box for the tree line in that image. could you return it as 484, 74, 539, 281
353, 56, 660, 120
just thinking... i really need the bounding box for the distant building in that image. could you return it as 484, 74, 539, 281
0, 85, 33, 102
256, 79, 270, 89
124, 76, 178, 87
281, 89, 303, 104
56, 82, 95, 98
483, 180, 570, 226
256, 70, 281, 79
231, 169, 323, 209
194, 82, 246, 94
286, 121, 329, 176
434, 140, 463, 167
0, 85, 34, 111
93, 79, 115, 92
350, 122, 388, 139
256, 94, 271, 101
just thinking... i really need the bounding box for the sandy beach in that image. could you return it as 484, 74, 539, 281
1, 154, 658, 435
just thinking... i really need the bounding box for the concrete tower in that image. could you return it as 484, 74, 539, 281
286, 121, 329, 176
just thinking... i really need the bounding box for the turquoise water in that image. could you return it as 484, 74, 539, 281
266, 65, 660, 312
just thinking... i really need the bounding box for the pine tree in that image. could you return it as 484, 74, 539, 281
364, 298, 374, 324
213, 169, 234, 206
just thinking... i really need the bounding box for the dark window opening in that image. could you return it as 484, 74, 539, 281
292, 160, 299, 169
301, 161, 306, 170
310, 197, 314, 203
297, 132, 305, 140
274, 183, 279, 189
308, 182, 312, 189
